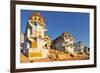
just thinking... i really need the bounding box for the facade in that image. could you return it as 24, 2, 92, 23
20, 33, 24, 51
52, 32, 74, 54
74, 41, 85, 54
83, 47, 90, 54
23, 12, 51, 60
44, 34, 51, 49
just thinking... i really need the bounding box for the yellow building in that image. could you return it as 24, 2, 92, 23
23, 12, 50, 60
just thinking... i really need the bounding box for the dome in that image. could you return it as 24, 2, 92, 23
29, 12, 45, 26
62, 32, 74, 41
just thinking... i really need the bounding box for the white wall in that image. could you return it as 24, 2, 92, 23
0, 0, 100, 73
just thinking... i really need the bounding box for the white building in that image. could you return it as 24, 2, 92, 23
23, 12, 50, 60
83, 47, 90, 54
20, 33, 24, 51
74, 41, 85, 54
52, 32, 74, 54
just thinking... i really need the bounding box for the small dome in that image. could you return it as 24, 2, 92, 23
62, 32, 74, 40
29, 12, 45, 25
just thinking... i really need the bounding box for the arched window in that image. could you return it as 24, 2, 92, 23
38, 18, 41, 22
34, 17, 37, 20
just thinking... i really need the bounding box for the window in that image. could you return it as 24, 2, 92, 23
34, 17, 37, 20
38, 18, 41, 22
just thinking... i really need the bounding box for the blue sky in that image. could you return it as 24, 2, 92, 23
21, 10, 90, 47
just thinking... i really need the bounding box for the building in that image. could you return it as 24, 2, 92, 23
44, 34, 51, 49
20, 33, 24, 51
74, 41, 85, 54
52, 32, 74, 54
83, 47, 90, 55
23, 12, 51, 60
